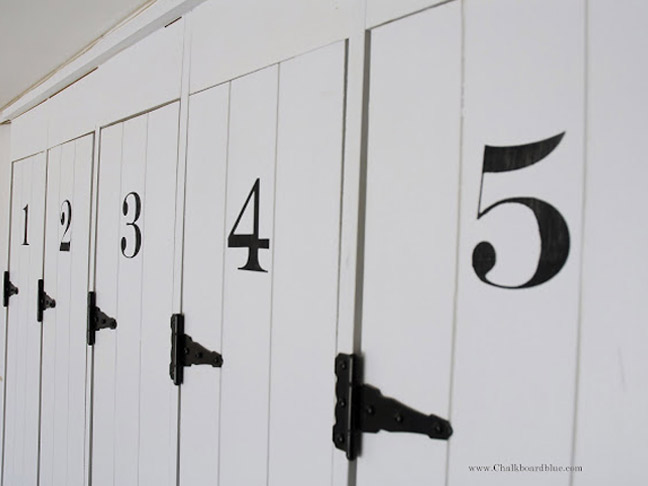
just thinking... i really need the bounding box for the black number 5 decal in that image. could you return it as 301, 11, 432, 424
228, 178, 270, 272
472, 132, 570, 289
60, 200, 72, 252
121, 191, 142, 259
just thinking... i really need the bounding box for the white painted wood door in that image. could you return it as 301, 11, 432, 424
3, 152, 48, 486
447, 1, 584, 485
91, 102, 180, 486
179, 41, 346, 486
357, 1, 585, 485
39, 134, 94, 486
357, 3, 461, 485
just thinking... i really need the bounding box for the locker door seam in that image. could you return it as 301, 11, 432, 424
569, 2, 589, 484
215, 80, 232, 486
444, 1, 465, 484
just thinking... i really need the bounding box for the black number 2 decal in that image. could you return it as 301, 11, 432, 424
472, 132, 570, 289
121, 192, 142, 259
228, 178, 270, 272
59, 200, 72, 252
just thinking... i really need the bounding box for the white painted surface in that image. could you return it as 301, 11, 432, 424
218, 64, 277, 486
447, 1, 585, 485
39, 134, 93, 486
4, 1, 648, 485
357, 4, 461, 484
91, 123, 121, 486
574, 1, 648, 484
267, 41, 345, 486
189, 0, 351, 94
40, 144, 63, 486
179, 84, 229, 486
9, 103, 49, 162
113, 113, 148, 486
92, 103, 180, 486
0, 123, 11, 486
366, 0, 448, 28
180, 42, 345, 486
47, 17, 184, 149
137, 101, 180, 486
3, 152, 47, 486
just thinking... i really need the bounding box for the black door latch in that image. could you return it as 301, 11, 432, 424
37, 279, 56, 322
87, 291, 117, 346
333, 353, 453, 460
170, 313, 223, 386
3, 271, 18, 307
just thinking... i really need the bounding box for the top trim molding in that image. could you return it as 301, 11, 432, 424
0, 0, 204, 123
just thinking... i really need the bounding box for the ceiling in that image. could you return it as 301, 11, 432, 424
0, 0, 150, 111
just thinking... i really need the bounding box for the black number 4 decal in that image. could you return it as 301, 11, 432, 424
472, 132, 570, 289
228, 178, 270, 272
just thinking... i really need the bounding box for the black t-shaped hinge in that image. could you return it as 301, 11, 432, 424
3, 271, 18, 307
332, 353, 453, 460
87, 291, 117, 346
37, 279, 56, 322
170, 313, 223, 386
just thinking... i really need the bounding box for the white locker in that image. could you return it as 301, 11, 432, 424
91, 102, 180, 486
357, 3, 461, 485
39, 134, 94, 486
179, 41, 346, 486
448, 1, 584, 485
355, 0, 586, 484
3, 152, 48, 486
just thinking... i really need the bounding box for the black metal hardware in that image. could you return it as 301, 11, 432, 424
170, 313, 223, 386
87, 291, 117, 346
3, 271, 18, 307
37, 279, 56, 322
333, 353, 453, 460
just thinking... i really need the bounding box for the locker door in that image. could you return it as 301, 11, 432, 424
39, 134, 94, 486
179, 41, 346, 485
91, 102, 180, 486
356, 3, 461, 485
448, 1, 584, 485
3, 152, 48, 486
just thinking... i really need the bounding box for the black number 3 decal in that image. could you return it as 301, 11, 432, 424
228, 178, 270, 272
59, 199, 72, 252
472, 132, 570, 289
121, 191, 142, 259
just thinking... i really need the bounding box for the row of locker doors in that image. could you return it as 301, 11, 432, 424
4, 42, 349, 486
3, 0, 588, 484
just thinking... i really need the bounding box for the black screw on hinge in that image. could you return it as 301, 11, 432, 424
86, 291, 117, 346
170, 313, 223, 386
37, 279, 56, 322
332, 353, 453, 460
3, 271, 18, 307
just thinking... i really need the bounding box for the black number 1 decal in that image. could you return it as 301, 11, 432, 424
121, 192, 142, 259
22, 204, 29, 246
228, 178, 270, 272
472, 132, 570, 289
59, 200, 72, 252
